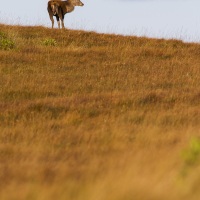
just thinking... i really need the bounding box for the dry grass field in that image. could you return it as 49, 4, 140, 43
1, 24, 200, 200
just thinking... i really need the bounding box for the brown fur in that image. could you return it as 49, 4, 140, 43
47, 0, 84, 29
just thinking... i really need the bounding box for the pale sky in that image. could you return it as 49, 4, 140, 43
0, 0, 200, 42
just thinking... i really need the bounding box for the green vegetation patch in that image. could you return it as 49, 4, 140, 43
182, 137, 200, 166
0, 31, 15, 50
42, 38, 57, 46
181, 137, 200, 177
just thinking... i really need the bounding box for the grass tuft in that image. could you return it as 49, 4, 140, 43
0, 31, 15, 50
42, 38, 57, 46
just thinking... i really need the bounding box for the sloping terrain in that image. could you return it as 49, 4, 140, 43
1, 24, 200, 200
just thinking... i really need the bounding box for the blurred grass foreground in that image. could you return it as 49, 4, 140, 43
1, 24, 200, 200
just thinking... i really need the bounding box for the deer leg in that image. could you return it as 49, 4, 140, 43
49, 15, 54, 29
61, 19, 65, 29
58, 12, 65, 29
58, 20, 61, 29
56, 16, 60, 29
62, 14, 65, 29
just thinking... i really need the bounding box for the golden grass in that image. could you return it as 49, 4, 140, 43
1, 24, 200, 200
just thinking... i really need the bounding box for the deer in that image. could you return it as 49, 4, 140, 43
47, 0, 84, 29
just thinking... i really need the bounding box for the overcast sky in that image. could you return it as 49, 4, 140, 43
0, 0, 200, 42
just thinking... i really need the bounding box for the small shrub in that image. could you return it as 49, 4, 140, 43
42, 38, 57, 46
0, 32, 15, 50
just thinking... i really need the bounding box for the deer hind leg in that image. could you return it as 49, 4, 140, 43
62, 14, 65, 29
60, 19, 65, 29
56, 16, 60, 29
58, 12, 65, 29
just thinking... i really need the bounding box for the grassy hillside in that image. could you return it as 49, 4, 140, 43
1, 24, 200, 200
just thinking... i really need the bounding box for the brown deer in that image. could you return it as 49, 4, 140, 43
47, 0, 84, 29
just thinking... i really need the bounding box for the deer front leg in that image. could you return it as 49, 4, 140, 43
49, 15, 54, 28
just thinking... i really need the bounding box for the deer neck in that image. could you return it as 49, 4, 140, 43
66, 5, 75, 13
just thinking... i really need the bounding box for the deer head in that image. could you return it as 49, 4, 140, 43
70, 0, 84, 7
